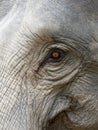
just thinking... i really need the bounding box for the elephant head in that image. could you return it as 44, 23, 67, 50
0, 0, 98, 130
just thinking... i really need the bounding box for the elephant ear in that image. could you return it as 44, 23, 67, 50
0, 0, 16, 20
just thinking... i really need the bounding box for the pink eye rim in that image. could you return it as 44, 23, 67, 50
51, 51, 60, 58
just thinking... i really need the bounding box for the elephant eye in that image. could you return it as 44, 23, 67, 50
47, 48, 66, 63
38, 47, 68, 71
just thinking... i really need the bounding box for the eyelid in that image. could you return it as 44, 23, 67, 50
38, 44, 70, 70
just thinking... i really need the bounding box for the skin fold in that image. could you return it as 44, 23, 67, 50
0, 0, 98, 130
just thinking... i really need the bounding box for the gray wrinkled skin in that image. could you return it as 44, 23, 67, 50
0, 0, 98, 130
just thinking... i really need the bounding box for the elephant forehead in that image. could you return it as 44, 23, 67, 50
1, 0, 98, 44
22, 0, 98, 45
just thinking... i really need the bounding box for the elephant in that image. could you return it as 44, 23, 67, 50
0, 0, 98, 130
